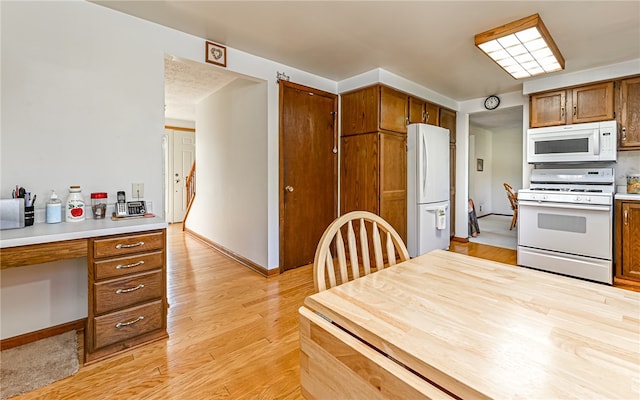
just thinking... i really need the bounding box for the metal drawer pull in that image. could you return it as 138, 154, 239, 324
115, 316, 144, 329
116, 241, 145, 249
116, 284, 145, 294
116, 260, 145, 269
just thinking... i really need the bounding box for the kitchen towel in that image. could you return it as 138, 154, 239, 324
436, 207, 447, 230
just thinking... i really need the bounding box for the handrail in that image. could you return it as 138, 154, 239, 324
182, 161, 196, 231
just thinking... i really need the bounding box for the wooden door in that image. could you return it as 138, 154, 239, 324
408, 97, 426, 124
379, 86, 408, 133
622, 202, 640, 281
280, 81, 338, 271
380, 133, 407, 241
171, 129, 195, 223
425, 102, 439, 126
530, 90, 566, 127
618, 76, 640, 149
570, 82, 614, 124
340, 133, 379, 215
341, 86, 378, 136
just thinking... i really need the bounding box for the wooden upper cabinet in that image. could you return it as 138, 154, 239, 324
530, 81, 614, 128
341, 85, 408, 135
408, 96, 426, 124
616, 75, 640, 150
571, 82, 614, 124
341, 85, 379, 136
439, 108, 456, 143
409, 96, 439, 126
379, 86, 408, 133
530, 90, 567, 127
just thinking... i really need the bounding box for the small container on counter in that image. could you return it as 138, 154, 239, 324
91, 192, 108, 219
66, 186, 85, 222
627, 174, 640, 194
46, 190, 62, 224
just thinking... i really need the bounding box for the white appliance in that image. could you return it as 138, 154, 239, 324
517, 168, 614, 284
407, 123, 450, 258
527, 120, 617, 163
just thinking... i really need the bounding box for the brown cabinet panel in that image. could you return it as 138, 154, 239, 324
380, 133, 407, 241
340, 133, 379, 215
94, 251, 164, 280
617, 76, 640, 149
380, 86, 408, 133
93, 301, 164, 350
425, 102, 439, 126
408, 96, 426, 124
530, 90, 566, 127
615, 200, 640, 290
439, 108, 456, 144
571, 82, 614, 124
93, 231, 164, 258
341, 86, 379, 136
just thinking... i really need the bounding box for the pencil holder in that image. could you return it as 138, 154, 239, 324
24, 206, 35, 226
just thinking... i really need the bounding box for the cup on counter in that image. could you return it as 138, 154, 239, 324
24, 206, 34, 226
91, 192, 108, 219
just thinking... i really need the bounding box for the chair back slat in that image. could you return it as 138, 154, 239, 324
335, 229, 348, 285
359, 218, 371, 275
346, 220, 360, 279
313, 211, 410, 292
386, 232, 397, 266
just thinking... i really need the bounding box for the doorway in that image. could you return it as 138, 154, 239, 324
279, 81, 338, 272
468, 106, 523, 249
165, 127, 195, 223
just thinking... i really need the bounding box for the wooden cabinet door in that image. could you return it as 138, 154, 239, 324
622, 202, 640, 281
408, 96, 426, 124
340, 133, 379, 215
380, 86, 408, 133
425, 102, 439, 126
570, 82, 614, 124
618, 76, 640, 149
439, 108, 456, 144
379, 133, 407, 242
341, 86, 379, 136
530, 90, 567, 127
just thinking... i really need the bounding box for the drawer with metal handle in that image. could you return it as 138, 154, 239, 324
92, 230, 164, 258
93, 270, 163, 314
93, 250, 164, 280
93, 300, 164, 350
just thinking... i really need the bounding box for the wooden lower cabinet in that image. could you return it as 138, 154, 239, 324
615, 199, 640, 289
341, 132, 407, 242
86, 229, 168, 364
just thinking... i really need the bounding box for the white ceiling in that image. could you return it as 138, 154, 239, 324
95, 1, 640, 124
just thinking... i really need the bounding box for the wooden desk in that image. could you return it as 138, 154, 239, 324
300, 250, 640, 399
1, 217, 169, 363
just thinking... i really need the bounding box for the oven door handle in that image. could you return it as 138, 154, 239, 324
518, 200, 610, 212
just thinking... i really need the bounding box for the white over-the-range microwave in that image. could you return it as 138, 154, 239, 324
527, 120, 617, 163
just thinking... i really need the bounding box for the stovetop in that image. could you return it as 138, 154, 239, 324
519, 167, 615, 205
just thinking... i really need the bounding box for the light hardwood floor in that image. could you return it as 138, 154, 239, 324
14, 226, 515, 399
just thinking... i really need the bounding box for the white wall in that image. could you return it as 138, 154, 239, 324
469, 127, 493, 216
187, 79, 268, 267
0, 0, 334, 338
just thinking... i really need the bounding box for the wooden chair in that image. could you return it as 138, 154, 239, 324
313, 211, 410, 292
503, 183, 518, 230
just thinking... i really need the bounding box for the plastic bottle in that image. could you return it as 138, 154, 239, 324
66, 186, 85, 222
45, 190, 62, 224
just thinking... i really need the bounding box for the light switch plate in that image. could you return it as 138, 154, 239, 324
132, 183, 144, 199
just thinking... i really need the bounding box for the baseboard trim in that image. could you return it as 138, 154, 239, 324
184, 228, 278, 278
1, 318, 86, 351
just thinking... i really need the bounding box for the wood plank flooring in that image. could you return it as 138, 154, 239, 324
12, 227, 517, 399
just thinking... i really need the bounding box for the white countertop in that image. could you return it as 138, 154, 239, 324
0, 216, 168, 248
615, 193, 640, 201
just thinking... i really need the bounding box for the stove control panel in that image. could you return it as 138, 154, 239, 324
518, 191, 612, 206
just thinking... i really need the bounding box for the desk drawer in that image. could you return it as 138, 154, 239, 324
94, 251, 163, 280
92, 231, 164, 258
93, 300, 164, 349
94, 271, 162, 314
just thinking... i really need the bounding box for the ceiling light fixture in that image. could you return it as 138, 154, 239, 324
475, 14, 565, 79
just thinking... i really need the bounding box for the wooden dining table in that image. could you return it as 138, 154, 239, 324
299, 250, 640, 399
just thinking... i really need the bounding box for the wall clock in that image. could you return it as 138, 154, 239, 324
484, 95, 500, 110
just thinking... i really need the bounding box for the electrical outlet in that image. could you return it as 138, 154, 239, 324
132, 183, 144, 199
479, 205, 483, 212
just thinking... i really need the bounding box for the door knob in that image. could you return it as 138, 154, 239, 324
285, 186, 294, 193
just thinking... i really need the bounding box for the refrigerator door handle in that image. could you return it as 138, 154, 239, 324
422, 132, 428, 195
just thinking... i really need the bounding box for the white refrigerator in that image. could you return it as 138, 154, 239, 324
407, 123, 450, 258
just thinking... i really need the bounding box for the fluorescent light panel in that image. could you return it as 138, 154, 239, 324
475, 14, 565, 79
